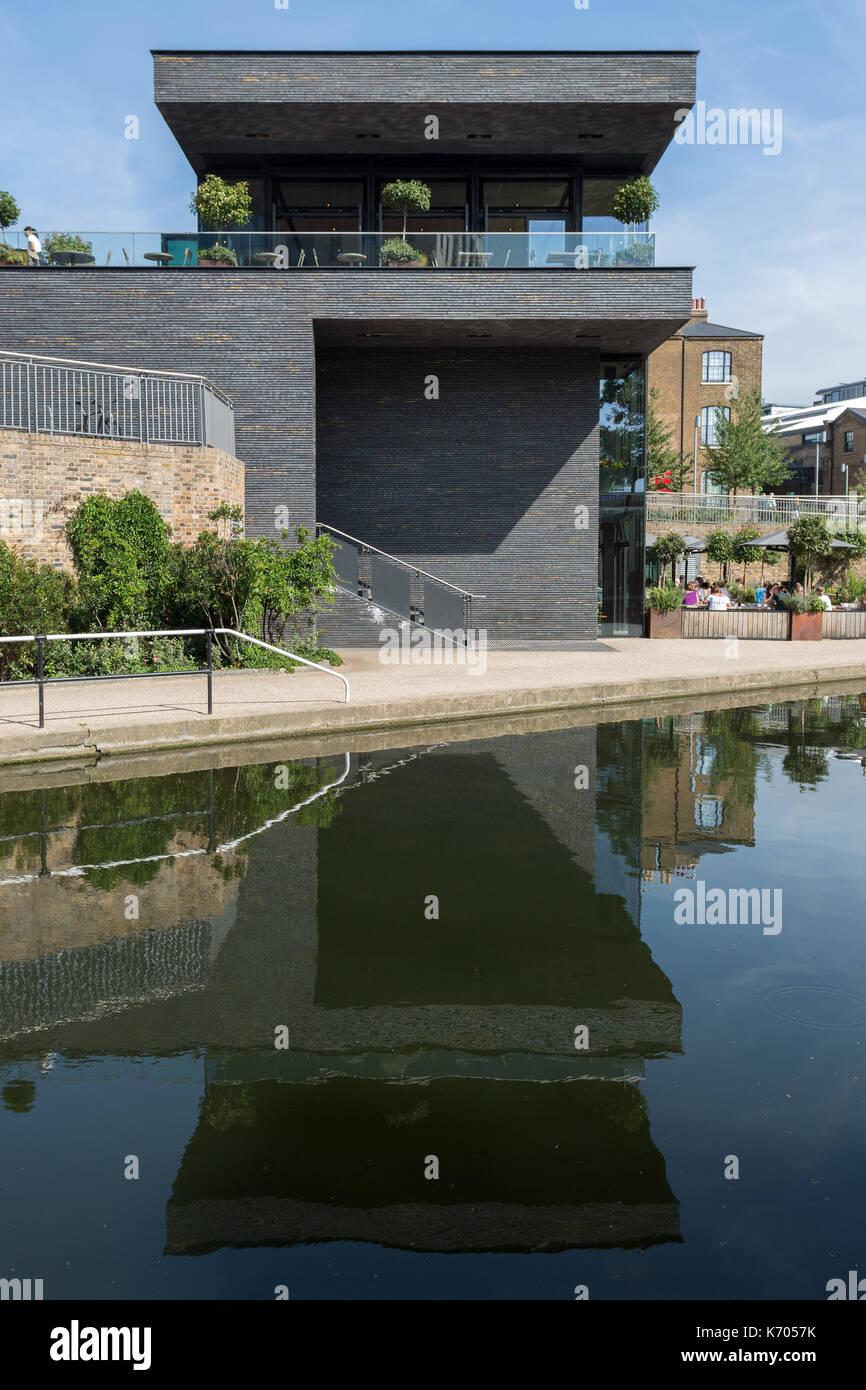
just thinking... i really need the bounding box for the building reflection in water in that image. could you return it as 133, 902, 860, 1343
0, 725, 691, 1257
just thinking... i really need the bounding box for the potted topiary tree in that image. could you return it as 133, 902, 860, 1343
612, 176, 659, 266
645, 583, 684, 638
190, 175, 253, 267
380, 179, 431, 266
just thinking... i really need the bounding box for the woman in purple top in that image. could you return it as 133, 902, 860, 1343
683, 581, 700, 607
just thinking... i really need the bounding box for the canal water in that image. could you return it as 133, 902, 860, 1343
1, 694, 865, 1300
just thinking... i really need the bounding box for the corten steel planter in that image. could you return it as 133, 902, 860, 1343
646, 609, 683, 638
789, 611, 823, 641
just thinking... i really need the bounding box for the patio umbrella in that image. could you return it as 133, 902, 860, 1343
741, 528, 853, 585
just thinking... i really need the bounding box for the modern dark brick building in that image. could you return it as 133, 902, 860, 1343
0, 50, 697, 643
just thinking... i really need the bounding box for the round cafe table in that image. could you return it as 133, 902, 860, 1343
252, 251, 280, 266
143, 252, 173, 267
337, 252, 367, 266
52, 250, 95, 266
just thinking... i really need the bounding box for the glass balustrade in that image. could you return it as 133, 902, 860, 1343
5, 231, 655, 270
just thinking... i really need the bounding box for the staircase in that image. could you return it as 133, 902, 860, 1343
314, 524, 482, 650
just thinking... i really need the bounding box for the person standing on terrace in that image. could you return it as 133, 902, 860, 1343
24, 226, 43, 266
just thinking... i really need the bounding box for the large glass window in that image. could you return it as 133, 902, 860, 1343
600, 359, 646, 494
483, 179, 571, 236
275, 180, 364, 233
701, 405, 730, 447
599, 360, 647, 637
702, 351, 732, 383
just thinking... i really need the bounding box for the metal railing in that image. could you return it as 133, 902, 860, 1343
0, 626, 349, 727
0, 350, 235, 454
317, 522, 484, 639
4, 230, 656, 271
647, 491, 866, 531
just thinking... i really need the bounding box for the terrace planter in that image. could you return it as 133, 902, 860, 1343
198, 259, 235, 269
789, 611, 823, 641
646, 609, 682, 638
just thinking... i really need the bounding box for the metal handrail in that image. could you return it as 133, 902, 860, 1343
0, 349, 233, 405
0, 626, 349, 727
317, 522, 484, 599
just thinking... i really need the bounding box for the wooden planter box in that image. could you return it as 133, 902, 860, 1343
646, 608, 683, 638
789, 611, 823, 641
198, 259, 236, 269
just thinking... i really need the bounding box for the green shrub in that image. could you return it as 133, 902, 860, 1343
645, 583, 684, 613
380, 237, 427, 265
0, 543, 72, 679
66, 491, 172, 630
0, 244, 27, 265
612, 176, 659, 232
42, 232, 93, 263
198, 242, 238, 265
781, 593, 826, 614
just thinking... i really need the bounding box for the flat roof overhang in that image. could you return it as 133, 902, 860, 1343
313, 314, 688, 356
153, 50, 697, 172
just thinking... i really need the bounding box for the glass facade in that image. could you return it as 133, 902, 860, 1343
599, 359, 647, 638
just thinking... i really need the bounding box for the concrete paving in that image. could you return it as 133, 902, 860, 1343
1, 639, 866, 766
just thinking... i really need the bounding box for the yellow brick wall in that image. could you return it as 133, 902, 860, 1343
0, 429, 245, 567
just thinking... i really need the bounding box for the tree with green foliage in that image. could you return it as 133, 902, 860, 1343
647, 532, 685, 585
0, 190, 20, 244
704, 528, 738, 585
190, 175, 253, 230
612, 176, 659, 234
731, 523, 761, 585
787, 515, 835, 592
703, 390, 792, 497
380, 179, 431, 241
646, 387, 691, 491
174, 507, 339, 665
65, 491, 172, 630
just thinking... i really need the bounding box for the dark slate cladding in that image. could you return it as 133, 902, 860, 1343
316, 344, 599, 642
153, 50, 697, 164
152, 50, 698, 105
0, 267, 691, 641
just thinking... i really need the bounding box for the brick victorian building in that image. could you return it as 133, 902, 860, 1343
648, 297, 763, 494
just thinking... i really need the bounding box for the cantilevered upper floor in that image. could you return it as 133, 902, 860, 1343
152, 49, 697, 247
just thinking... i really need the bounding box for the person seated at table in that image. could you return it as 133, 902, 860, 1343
707, 583, 732, 611
815, 585, 833, 610
754, 582, 766, 605
682, 580, 701, 607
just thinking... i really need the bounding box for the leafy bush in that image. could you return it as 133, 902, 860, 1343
0, 244, 27, 265
1, 497, 342, 682
645, 583, 684, 613
198, 242, 238, 265
0, 543, 72, 679
190, 175, 253, 230
380, 237, 427, 265
43, 232, 93, 262
781, 593, 826, 614
617, 240, 654, 265
66, 491, 172, 630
